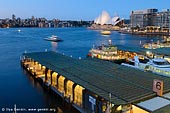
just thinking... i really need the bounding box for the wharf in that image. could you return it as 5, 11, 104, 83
119, 30, 170, 36
117, 45, 170, 56
21, 51, 170, 113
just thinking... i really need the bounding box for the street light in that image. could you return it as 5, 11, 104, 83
109, 92, 112, 113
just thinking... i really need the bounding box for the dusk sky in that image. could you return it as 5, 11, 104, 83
0, 0, 169, 20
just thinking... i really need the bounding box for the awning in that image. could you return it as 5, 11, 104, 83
137, 97, 170, 112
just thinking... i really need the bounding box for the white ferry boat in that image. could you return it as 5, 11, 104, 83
88, 40, 126, 61
122, 56, 170, 77
44, 35, 63, 42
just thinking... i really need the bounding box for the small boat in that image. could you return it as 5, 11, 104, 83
101, 30, 111, 35
44, 35, 63, 42
122, 55, 170, 77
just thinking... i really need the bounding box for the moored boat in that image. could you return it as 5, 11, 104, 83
122, 55, 170, 77
88, 40, 136, 63
143, 37, 170, 49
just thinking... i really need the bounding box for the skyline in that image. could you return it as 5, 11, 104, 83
0, 0, 170, 20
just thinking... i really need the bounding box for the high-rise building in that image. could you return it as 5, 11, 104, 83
12, 14, 16, 21
130, 9, 170, 28
130, 9, 158, 28
155, 9, 170, 28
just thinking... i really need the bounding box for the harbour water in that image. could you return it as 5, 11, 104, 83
0, 28, 163, 113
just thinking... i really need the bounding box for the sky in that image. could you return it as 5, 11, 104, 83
0, 0, 170, 20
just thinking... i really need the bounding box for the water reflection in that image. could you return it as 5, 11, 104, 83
22, 69, 79, 113
119, 35, 126, 45
23, 69, 41, 89
51, 42, 58, 52
101, 34, 111, 38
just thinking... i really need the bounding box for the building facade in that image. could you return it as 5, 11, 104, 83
130, 9, 170, 28
155, 9, 170, 28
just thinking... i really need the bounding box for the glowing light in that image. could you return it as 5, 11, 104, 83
146, 51, 150, 54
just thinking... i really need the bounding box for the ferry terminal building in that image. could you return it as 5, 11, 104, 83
21, 51, 170, 113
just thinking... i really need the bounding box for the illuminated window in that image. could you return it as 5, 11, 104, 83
116, 105, 122, 111
132, 105, 149, 113
66, 80, 74, 101
58, 76, 65, 92
74, 85, 84, 107
47, 70, 51, 81
102, 103, 107, 112
52, 72, 58, 86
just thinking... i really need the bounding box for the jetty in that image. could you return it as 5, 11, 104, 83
21, 51, 170, 113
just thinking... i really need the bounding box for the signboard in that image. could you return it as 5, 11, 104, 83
153, 79, 164, 96
89, 96, 96, 105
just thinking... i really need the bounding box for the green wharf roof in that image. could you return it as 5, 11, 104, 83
23, 51, 170, 105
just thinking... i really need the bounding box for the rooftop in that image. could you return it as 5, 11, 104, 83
23, 51, 170, 105
137, 97, 170, 112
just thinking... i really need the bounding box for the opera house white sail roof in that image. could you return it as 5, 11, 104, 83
94, 10, 121, 26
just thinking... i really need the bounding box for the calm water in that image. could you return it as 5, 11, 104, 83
0, 27, 161, 113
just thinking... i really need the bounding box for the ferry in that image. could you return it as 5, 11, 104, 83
122, 55, 170, 77
44, 35, 63, 42
88, 40, 170, 76
143, 37, 170, 49
88, 40, 137, 63
100, 30, 111, 35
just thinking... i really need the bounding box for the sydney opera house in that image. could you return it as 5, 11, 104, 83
89, 11, 124, 30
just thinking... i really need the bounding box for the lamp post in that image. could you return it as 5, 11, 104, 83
109, 92, 112, 113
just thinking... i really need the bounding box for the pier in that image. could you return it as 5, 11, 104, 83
21, 51, 170, 113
